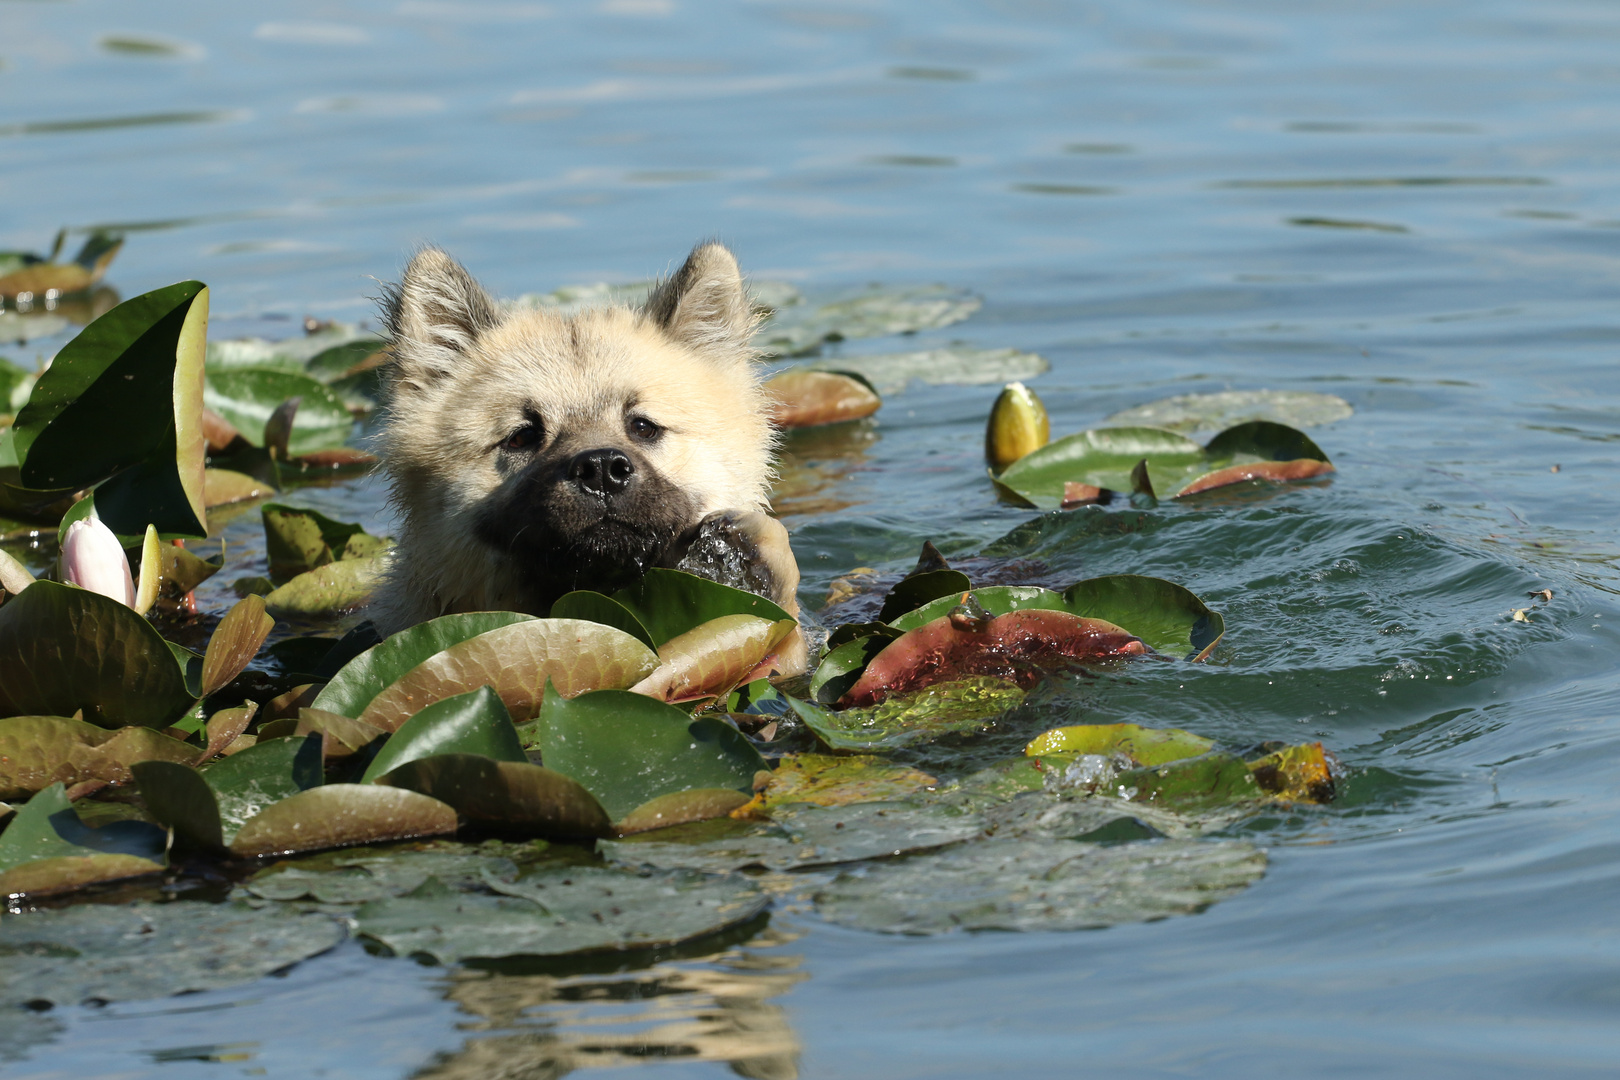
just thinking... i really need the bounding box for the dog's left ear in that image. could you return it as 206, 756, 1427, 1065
644, 243, 757, 364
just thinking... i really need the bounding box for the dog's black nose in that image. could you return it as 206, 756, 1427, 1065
568, 447, 634, 496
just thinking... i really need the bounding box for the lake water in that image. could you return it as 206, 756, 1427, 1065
5, 0, 1620, 1075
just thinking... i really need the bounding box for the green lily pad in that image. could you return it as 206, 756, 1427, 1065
0, 580, 196, 728
358, 619, 659, 733
996, 420, 1333, 506
788, 677, 1025, 751
360, 686, 526, 783
612, 568, 792, 647
0, 715, 200, 798
1115, 752, 1264, 811
876, 567, 973, 623
0, 783, 167, 896
354, 865, 767, 963
208, 322, 380, 373
548, 590, 657, 652
807, 346, 1047, 395
813, 837, 1267, 933
8, 281, 209, 537
889, 576, 1224, 660
262, 556, 386, 618
262, 502, 391, 583
203, 368, 353, 456
532, 687, 766, 823
807, 633, 894, 705
133, 734, 323, 850
1026, 723, 1217, 766
1103, 389, 1353, 434
629, 613, 797, 703
377, 755, 612, 839
229, 784, 458, 858
0, 900, 345, 1009
313, 611, 535, 719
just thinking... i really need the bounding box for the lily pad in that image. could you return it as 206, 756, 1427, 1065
1247, 741, 1336, 803
229, 784, 457, 858
764, 369, 882, 427
0, 232, 122, 300
788, 677, 1025, 751
808, 346, 1046, 395
360, 686, 526, 783
630, 613, 797, 703
245, 846, 529, 905
1103, 389, 1353, 434
0, 715, 199, 798
759, 286, 981, 357
262, 556, 386, 618
262, 502, 391, 582
548, 590, 656, 652
996, 420, 1333, 506
747, 753, 940, 812
0, 900, 344, 1008
889, 576, 1224, 660
378, 755, 612, 839
813, 837, 1267, 933
133, 734, 324, 851
0, 580, 196, 728
313, 611, 535, 718
532, 687, 766, 823
203, 368, 353, 456
8, 280, 209, 537
354, 865, 767, 963
612, 568, 793, 647
1026, 723, 1216, 766
838, 609, 1147, 708
876, 567, 972, 623
0, 783, 167, 896
358, 619, 659, 732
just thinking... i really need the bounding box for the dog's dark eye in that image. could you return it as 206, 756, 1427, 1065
627, 416, 662, 443
500, 423, 542, 452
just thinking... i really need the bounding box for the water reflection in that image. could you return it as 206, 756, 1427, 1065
770, 422, 878, 519
416, 926, 807, 1080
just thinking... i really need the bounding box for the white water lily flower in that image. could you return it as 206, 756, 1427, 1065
61, 516, 136, 608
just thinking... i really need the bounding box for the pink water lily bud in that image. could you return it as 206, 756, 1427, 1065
61, 517, 136, 608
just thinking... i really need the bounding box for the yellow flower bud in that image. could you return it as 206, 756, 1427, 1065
984, 381, 1049, 472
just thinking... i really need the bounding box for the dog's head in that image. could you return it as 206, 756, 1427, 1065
378, 243, 774, 606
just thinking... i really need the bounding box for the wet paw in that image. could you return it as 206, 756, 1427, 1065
670, 510, 801, 618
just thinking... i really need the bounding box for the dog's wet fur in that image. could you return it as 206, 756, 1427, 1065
369, 242, 797, 635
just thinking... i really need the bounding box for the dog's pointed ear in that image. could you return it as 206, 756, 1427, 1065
382, 248, 499, 391
644, 243, 757, 363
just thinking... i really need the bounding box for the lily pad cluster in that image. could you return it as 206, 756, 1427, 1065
986, 382, 1338, 508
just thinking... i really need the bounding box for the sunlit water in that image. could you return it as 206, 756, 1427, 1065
5, 0, 1620, 1075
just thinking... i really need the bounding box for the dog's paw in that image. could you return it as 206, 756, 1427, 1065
670, 510, 801, 617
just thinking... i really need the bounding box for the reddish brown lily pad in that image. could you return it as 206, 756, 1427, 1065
765, 369, 882, 428
838, 609, 1147, 708
1176, 458, 1335, 497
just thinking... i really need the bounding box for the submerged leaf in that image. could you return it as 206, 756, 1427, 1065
758, 285, 981, 357
354, 865, 766, 963
748, 753, 940, 812
813, 837, 1266, 934
1247, 741, 1336, 803
789, 677, 1025, 751
358, 619, 659, 732
1103, 389, 1352, 434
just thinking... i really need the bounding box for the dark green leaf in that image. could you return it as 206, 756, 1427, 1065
548, 590, 657, 652
876, 568, 972, 623
203, 368, 353, 456
808, 633, 894, 705
377, 755, 611, 838
0, 580, 196, 728
996, 426, 1205, 507
312, 612, 535, 718
533, 687, 766, 822
134, 734, 322, 850
0, 783, 166, 896
261, 557, 385, 618
612, 568, 791, 647
360, 686, 525, 783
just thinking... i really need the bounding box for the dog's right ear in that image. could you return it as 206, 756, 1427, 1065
382, 248, 499, 392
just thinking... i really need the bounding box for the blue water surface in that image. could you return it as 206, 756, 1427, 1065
3, 0, 1620, 1076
